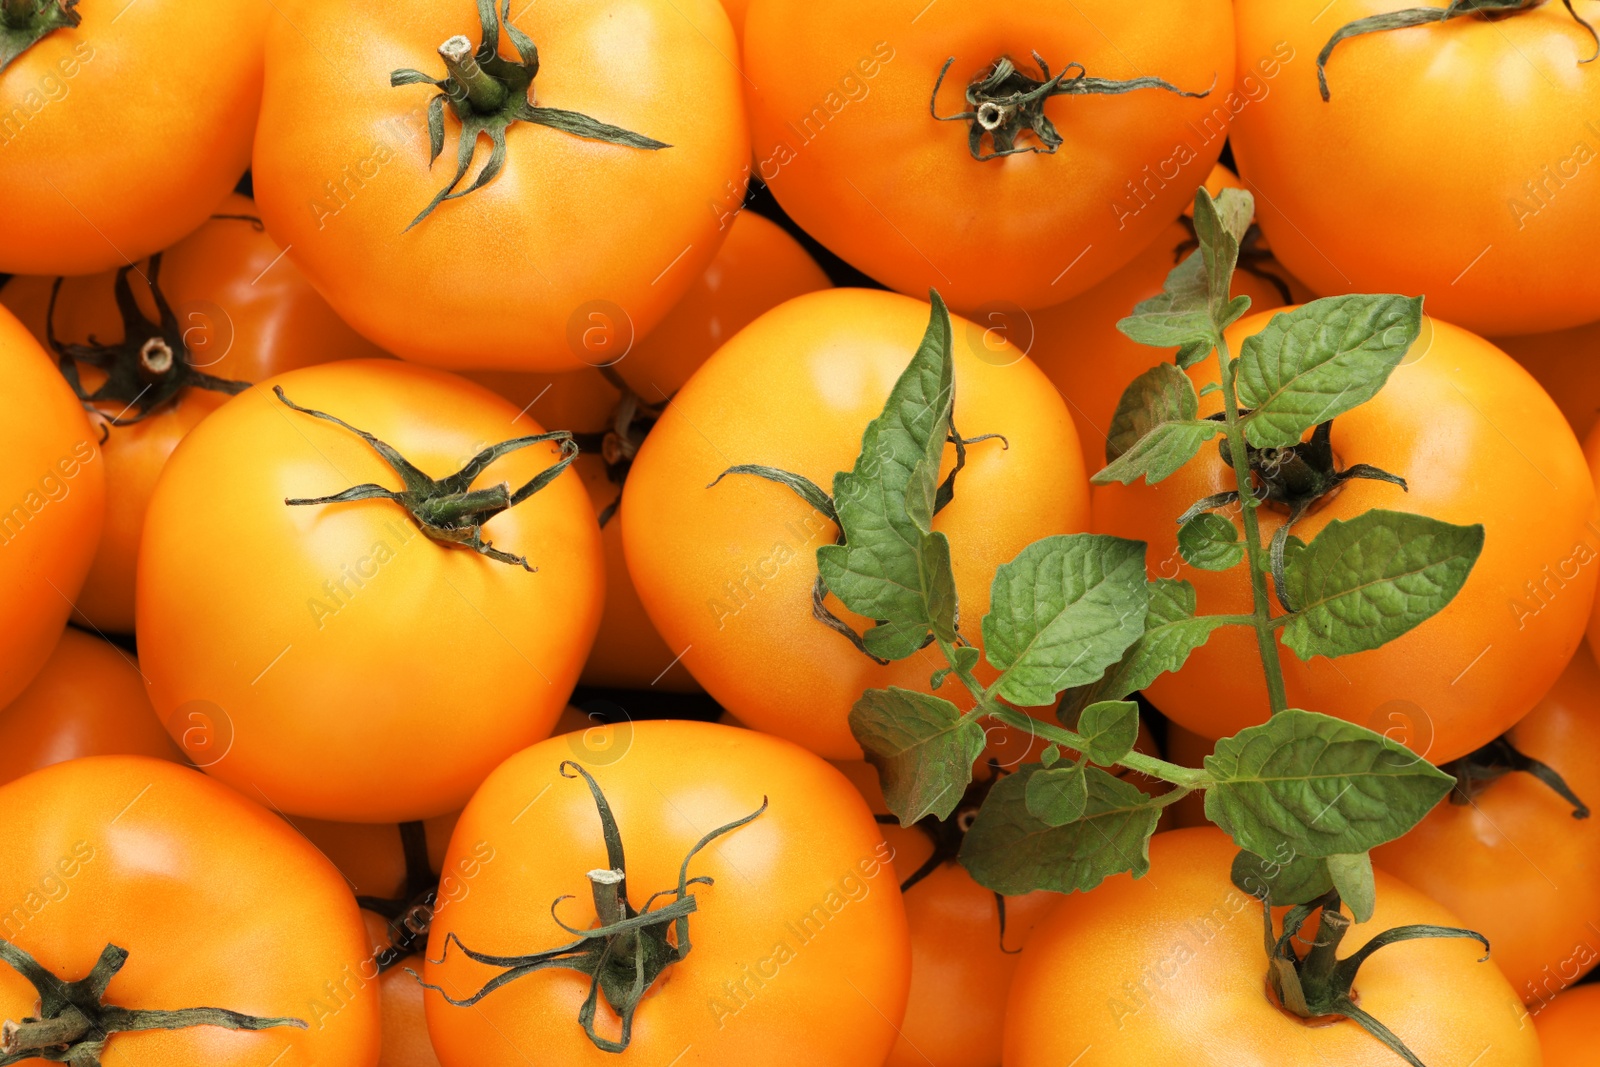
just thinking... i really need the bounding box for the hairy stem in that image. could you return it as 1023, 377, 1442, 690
987, 703, 1209, 791
439, 35, 508, 112
1215, 334, 1290, 714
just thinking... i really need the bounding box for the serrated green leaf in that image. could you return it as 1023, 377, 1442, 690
1327, 852, 1376, 922
1178, 512, 1244, 571
1094, 363, 1219, 486
817, 294, 960, 658
849, 687, 984, 825
981, 535, 1149, 707
1194, 187, 1254, 328
1280, 510, 1484, 660
1230, 849, 1335, 906
931, 644, 980, 690
1080, 700, 1140, 766
1115, 252, 1213, 353
1237, 295, 1423, 448
961, 764, 1161, 894
1063, 579, 1230, 711
1025, 763, 1088, 825
1203, 709, 1455, 859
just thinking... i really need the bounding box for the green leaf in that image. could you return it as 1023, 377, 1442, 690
1203, 709, 1455, 859
1230, 849, 1335, 906
1094, 363, 1220, 486
1193, 187, 1255, 330
1115, 252, 1214, 359
1280, 510, 1484, 660
1040, 744, 1062, 767
981, 535, 1150, 707
1064, 579, 1231, 710
848, 687, 984, 825
961, 764, 1161, 894
930, 644, 980, 690
1024, 763, 1088, 825
1237, 295, 1423, 448
1327, 852, 1376, 923
817, 294, 960, 659
1177, 512, 1244, 571
1079, 700, 1140, 766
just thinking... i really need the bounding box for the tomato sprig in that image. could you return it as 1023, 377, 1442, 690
0, 939, 305, 1066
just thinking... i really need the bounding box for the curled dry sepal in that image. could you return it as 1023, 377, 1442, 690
389, 0, 668, 229
0, 939, 305, 1066
414, 762, 766, 1054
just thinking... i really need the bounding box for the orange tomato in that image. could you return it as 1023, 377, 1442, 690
1494, 320, 1600, 441
0, 625, 181, 786
0, 302, 103, 710
1533, 983, 1600, 1067
1231, 0, 1600, 335
471, 211, 829, 690
1, 194, 385, 633
1160, 720, 1214, 830
0, 0, 268, 275
423, 719, 911, 1065
253, 0, 749, 371
1093, 309, 1598, 763
1005, 826, 1538, 1066
0, 756, 380, 1065
1374, 644, 1600, 1006
742, 0, 1235, 312
137, 360, 604, 821
622, 288, 1088, 758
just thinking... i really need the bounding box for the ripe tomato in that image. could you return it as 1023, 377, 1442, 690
1534, 983, 1600, 1067
1005, 826, 1538, 1066
0, 303, 103, 710
1589, 424, 1600, 663
136, 359, 604, 821
0, 625, 181, 786
1093, 310, 1598, 763
621, 288, 1089, 758
422, 719, 911, 1066
742, 0, 1234, 312
1031, 165, 1298, 474
1495, 321, 1600, 441
1, 195, 385, 634
472, 211, 829, 691
1231, 0, 1600, 335
0, 0, 268, 275
253, 0, 749, 371
1161, 721, 1213, 830
0, 755, 380, 1065
1373, 644, 1600, 1006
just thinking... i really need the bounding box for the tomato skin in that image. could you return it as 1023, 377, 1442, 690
743, 0, 1234, 312
1533, 983, 1600, 1066
1093, 310, 1598, 763
0, 756, 380, 1065
1231, 0, 1600, 336
253, 0, 749, 371
471, 212, 828, 691
1372, 644, 1600, 1006
0, 304, 104, 710
1494, 321, 1600, 441
0, 1, 268, 275
1, 195, 385, 634
1584, 422, 1600, 665
136, 359, 604, 822
0, 626, 182, 786
621, 288, 1089, 759
1004, 826, 1538, 1066
423, 720, 911, 1066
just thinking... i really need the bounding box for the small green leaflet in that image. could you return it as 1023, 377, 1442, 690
849, 687, 984, 825
1079, 700, 1140, 766
1280, 510, 1484, 660
1327, 852, 1376, 923
931, 644, 980, 690
981, 535, 1149, 707
961, 764, 1161, 894
816, 293, 960, 660
1230, 849, 1335, 907
1193, 186, 1255, 333
1062, 579, 1231, 712
1177, 512, 1244, 571
1237, 295, 1423, 448
1093, 363, 1220, 486
1024, 763, 1088, 825
1203, 709, 1454, 859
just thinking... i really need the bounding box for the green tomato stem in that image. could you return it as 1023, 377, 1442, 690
1, 0, 31, 29
438, 35, 509, 113
1215, 333, 1290, 715
986, 706, 1211, 791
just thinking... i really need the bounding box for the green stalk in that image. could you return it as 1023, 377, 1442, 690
438, 35, 508, 112
1215, 333, 1290, 715
1, 0, 32, 29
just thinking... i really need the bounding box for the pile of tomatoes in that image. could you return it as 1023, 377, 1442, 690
3, 1, 1600, 1065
